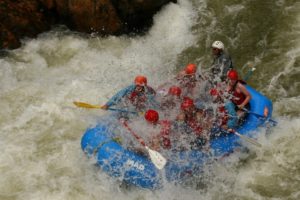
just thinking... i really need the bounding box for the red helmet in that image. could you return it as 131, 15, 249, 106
227, 70, 238, 80
168, 86, 182, 97
181, 97, 194, 110
144, 109, 159, 123
185, 63, 197, 75
134, 75, 147, 86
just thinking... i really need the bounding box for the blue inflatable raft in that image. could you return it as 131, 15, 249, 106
81, 85, 273, 190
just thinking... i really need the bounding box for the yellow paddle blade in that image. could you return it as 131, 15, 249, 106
73, 101, 102, 109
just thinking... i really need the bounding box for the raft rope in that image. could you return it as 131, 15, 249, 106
91, 138, 121, 156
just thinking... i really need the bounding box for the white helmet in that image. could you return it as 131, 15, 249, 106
212, 41, 224, 50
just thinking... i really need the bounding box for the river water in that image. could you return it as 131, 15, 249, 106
1, 0, 300, 199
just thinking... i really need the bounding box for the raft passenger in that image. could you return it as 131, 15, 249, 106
101, 75, 158, 114
176, 97, 213, 149
226, 69, 251, 123
209, 88, 238, 135
144, 109, 173, 151
160, 86, 182, 110
176, 63, 199, 98
210, 41, 233, 82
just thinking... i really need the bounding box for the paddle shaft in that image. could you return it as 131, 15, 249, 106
223, 129, 262, 148
108, 107, 138, 114
243, 66, 256, 81
233, 131, 262, 147
122, 121, 146, 146
73, 101, 138, 114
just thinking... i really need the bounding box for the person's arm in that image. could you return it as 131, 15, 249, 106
104, 85, 135, 108
237, 83, 251, 109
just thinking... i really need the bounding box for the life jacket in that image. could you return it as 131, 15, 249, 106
229, 80, 247, 106
187, 119, 203, 136
185, 110, 204, 136
179, 76, 197, 97
127, 86, 155, 110
211, 52, 233, 81
128, 90, 147, 108
158, 120, 172, 149
161, 96, 180, 111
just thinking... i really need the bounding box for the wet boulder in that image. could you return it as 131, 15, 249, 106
0, 0, 176, 50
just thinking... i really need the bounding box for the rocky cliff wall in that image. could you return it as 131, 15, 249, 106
0, 0, 176, 49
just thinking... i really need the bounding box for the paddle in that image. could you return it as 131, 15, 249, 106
73, 101, 138, 114
122, 121, 167, 170
243, 65, 256, 81
242, 108, 277, 125
232, 130, 262, 147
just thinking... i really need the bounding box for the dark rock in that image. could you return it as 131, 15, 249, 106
0, 0, 52, 49
0, 0, 176, 50
111, 0, 177, 33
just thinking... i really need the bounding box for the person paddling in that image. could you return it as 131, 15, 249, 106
176, 97, 212, 149
209, 88, 238, 133
226, 69, 251, 122
101, 75, 158, 113
160, 86, 182, 110
144, 109, 173, 151
176, 63, 200, 98
210, 41, 233, 82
